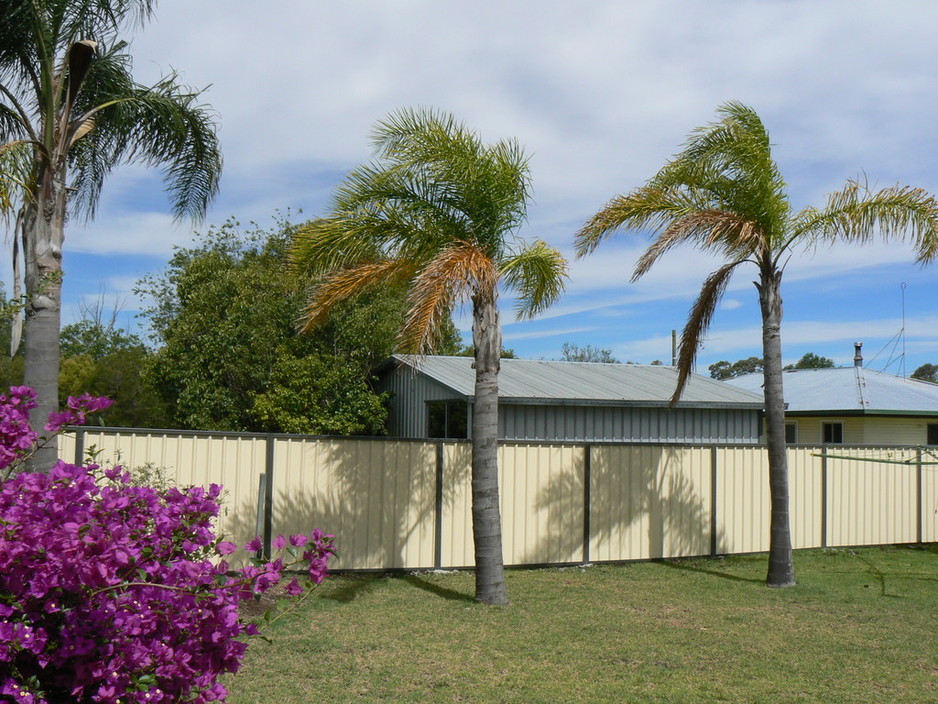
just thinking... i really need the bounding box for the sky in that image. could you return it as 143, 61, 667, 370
50, 0, 938, 376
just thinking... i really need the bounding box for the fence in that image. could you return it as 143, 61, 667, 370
60, 429, 938, 570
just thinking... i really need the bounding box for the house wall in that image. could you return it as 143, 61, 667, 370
378, 365, 761, 443
499, 404, 760, 444
789, 415, 938, 445
377, 366, 466, 438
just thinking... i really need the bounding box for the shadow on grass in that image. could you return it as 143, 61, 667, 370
321, 575, 382, 603
401, 575, 475, 603
657, 557, 764, 585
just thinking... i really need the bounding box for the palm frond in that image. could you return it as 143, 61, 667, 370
299, 258, 413, 334
671, 260, 744, 404
792, 179, 938, 264
575, 185, 699, 258
499, 240, 568, 319
67, 43, 221, 220
399, 241, 497, 354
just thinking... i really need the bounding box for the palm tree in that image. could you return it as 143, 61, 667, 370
0, 0, 221, 468
290, 108, 567, 604
575, 101, 938, 587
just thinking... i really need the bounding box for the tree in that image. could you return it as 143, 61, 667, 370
785, 352, 834, 370
559, 342, 620, 363
290, 108, 567, 604
709, 356, 764, 380
575, 101, 938, 588
1, 0, 222, 467
912, 363, 938, 383
137, 219, 404, 434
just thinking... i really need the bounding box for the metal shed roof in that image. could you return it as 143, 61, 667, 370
725, 367, 938, 414
387, 355, 765, 409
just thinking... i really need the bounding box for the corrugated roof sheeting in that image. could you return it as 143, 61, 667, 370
391, 355, 764, 408
727, 367, 938, 413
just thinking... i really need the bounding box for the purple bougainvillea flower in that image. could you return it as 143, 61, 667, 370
0, 386, 333, 703
272, 535, 286, 551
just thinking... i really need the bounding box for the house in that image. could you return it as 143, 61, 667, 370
725, 349, 938, 445
375, 355, 766, 444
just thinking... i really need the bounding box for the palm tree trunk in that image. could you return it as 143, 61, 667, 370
22, 165, 66, 472
470, 291, 509, 605
757, 269, 796, 587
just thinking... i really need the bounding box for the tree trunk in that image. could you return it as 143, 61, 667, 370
757, 269, 796, 587
470, 291, 509, 605
22, 163, 66, 472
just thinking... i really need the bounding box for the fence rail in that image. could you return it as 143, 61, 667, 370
61, 429, 938, 570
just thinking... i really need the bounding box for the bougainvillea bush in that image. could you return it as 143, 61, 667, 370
0, 387, 334, 704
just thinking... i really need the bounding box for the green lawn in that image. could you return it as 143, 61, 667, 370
227, 546, 938, 703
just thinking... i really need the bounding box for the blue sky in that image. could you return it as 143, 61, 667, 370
45, 0, 938, 375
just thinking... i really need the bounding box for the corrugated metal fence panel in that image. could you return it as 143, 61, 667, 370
273, 437, 437, 570
787, 447, 824, 550
716, 447, 770, 554
77, 430, 266, 555
499, 443, 585, 565
924, 454, 938, 542
826, 446, 918, 547
59, 432, 77, 464
440, 442, 473, 568
440, 443, 585, 567
589, 445, 711, 561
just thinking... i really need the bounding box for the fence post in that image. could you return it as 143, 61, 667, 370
434, 442, 444, 569
73, 428, 85, 466
255, 472, 268, 557
820, 446, 828, 548
582, 444, 591, 565
262, 434, 275, 560
916, 446, 923, 545
710, 445, 718, 556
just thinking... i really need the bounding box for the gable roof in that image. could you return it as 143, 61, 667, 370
384, 355, 765, 409
725, 366, 938, 415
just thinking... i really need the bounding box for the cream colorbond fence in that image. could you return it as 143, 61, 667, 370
61, 429, 938, 570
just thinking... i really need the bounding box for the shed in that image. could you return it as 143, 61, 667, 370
375, 355, 765, 443
726, 366, 938, 445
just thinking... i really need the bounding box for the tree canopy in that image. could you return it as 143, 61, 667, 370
136, 218, 412, 434
912, 363, 938, 383
559, 342, 620, 363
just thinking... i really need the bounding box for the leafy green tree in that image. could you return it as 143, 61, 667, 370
785, 353, 834, 370
453, 345, 516, 359
290, 108, 567, 605
576, 101, 938, 588
912, 363, 938, 383
559, 342, 620, 363
709, 356, 764, 380
1, 0, 221, 467
137, 218, 404, 434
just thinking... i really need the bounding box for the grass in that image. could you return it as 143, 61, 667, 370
227, 545, 938, 703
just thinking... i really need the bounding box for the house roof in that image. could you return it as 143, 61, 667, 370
725, 366, 938, 415
385, 355, 765, 409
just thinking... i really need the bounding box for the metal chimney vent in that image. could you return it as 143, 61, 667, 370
854, 342, 863, 368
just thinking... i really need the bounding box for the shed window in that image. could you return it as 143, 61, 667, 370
427, 400, 468, 439
785, 421, 798, 444
928, 424, 938, 446
822, 422, 844, 444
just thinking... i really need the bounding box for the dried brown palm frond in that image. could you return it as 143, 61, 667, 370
398, 241, 498, 354
298, 258, 413, 333
671, 260, 744, 405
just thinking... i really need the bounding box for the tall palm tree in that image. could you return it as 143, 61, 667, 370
0, 0, 221, 468
575, 101, 938, 587
290, 108, 567, 604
